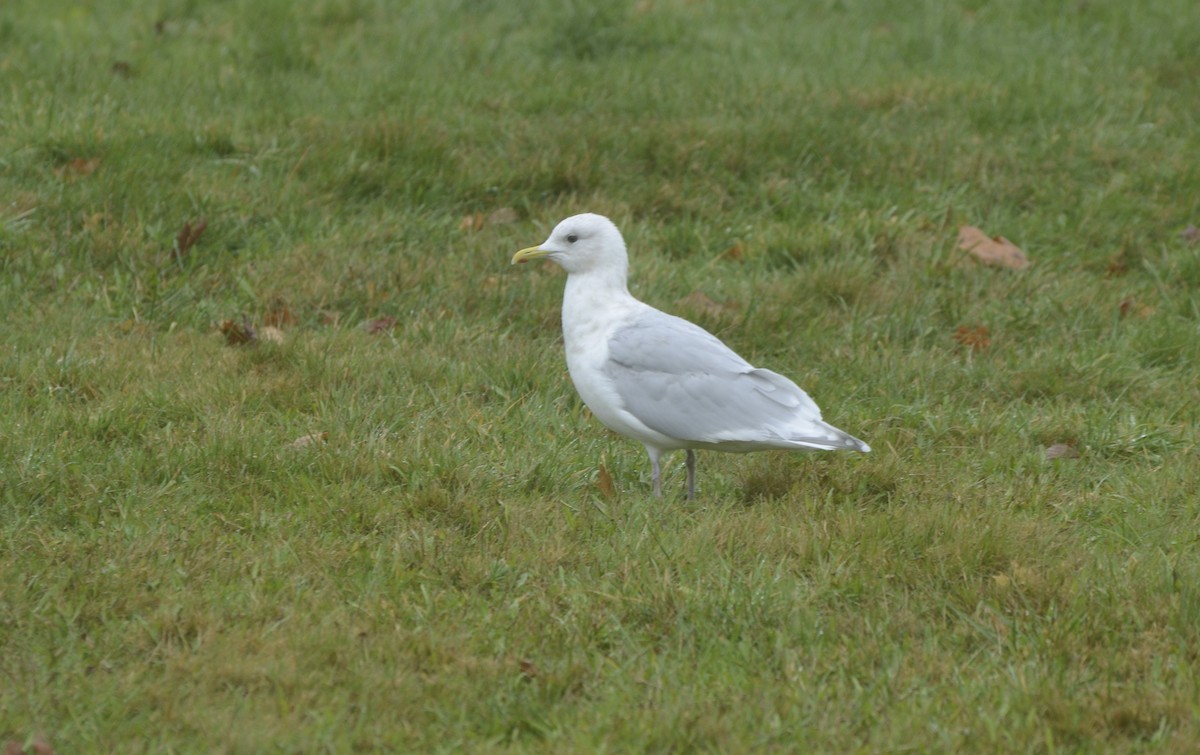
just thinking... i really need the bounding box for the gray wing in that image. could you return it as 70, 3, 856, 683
604, 309, 864, 450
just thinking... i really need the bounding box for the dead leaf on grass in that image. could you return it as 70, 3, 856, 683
1105, 253, 1129, 278
111, 60, 134, 78
174, 218, 208, 261
219, 318, 256, 345
461, 207, 520, 231
596, 464, 615, 500
288, 432, 328, 449
363, 315, 397, 334
264, 304, 297, 328
54, 157, 100, 179
957, 225, 1029, 270
518, 658, 539, 680
3, 735, 54, 755
952, 324, 991, 351
1045, 443, 1080, 460
722, 242, 745, 262
1118, 298, 1154, 319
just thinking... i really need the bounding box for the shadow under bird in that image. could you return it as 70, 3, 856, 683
512, 213, 869, 499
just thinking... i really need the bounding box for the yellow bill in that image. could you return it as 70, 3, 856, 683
511, 245, 550, 265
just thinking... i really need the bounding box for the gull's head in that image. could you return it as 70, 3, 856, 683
511, 213, 628, 276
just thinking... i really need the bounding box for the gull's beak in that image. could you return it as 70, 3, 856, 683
511, 245, 550, 265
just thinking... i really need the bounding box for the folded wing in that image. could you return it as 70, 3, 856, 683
604, 309, 868, 451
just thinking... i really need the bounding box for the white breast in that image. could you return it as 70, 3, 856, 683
560, 275, 679, 449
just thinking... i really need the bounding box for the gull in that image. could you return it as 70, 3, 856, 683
512, 213, 869, 499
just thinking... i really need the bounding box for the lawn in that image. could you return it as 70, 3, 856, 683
2, 0, 1199, 750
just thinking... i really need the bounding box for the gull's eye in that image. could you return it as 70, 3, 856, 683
566, 233, 578, 243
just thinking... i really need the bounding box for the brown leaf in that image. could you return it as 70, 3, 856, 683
288, 432, 328, 449
319, 310, 342, 327
676, 290, 739, 319
1180, 225, 1199, 244
596, 464, 615, 500
175, 218, 207, 261
54, 157, 100, 179
459, 213, 485, 232
722, 242, 744, 262
1118, 298, 1154, 319
3, 735, 53, 755
486, 207, 519, 226
363, 315, 397, 335
111, 60, 134, 78
1105, 254, 1129, 278
518, 658, 539, 680
264, 305, 297, 328
1045, 443, 1080, 460
219, 318, 256, 345
953, 324, 991, 352
957, 225, 1029, 270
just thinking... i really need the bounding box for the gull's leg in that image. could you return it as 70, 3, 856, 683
685, 450, 696, 501
645, 446, 663, 498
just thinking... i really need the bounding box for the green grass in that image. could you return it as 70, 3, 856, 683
3, 0, 1200, 750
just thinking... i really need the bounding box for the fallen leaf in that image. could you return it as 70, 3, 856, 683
259, 325, 285, 344
319, 310, 342, 327
722, 242, 744, 262
676, 290, 739, 319
3, 735, 53, 755
461, 208, 520, 231
957, 225, 1029, 270
363, 315, 397, 334
219, 318, 256, 345
597, 464, 615, 499
174, 218, 207, 261
54, 157, 100, 179
111, 60, 134, 78
487, 207, 519, 226
1180, 225, 1199, 244
1118, 298, 1154, 319
264, 305, 297, 328
288, 432, 328, 449
953, 324, 991, 351
518, 659, 539, 680
1045, 443, 1080, 460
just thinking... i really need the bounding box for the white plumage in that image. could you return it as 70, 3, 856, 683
512, 213, 869, 499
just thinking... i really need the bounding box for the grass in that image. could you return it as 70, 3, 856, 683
2, 0, 1200, 750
